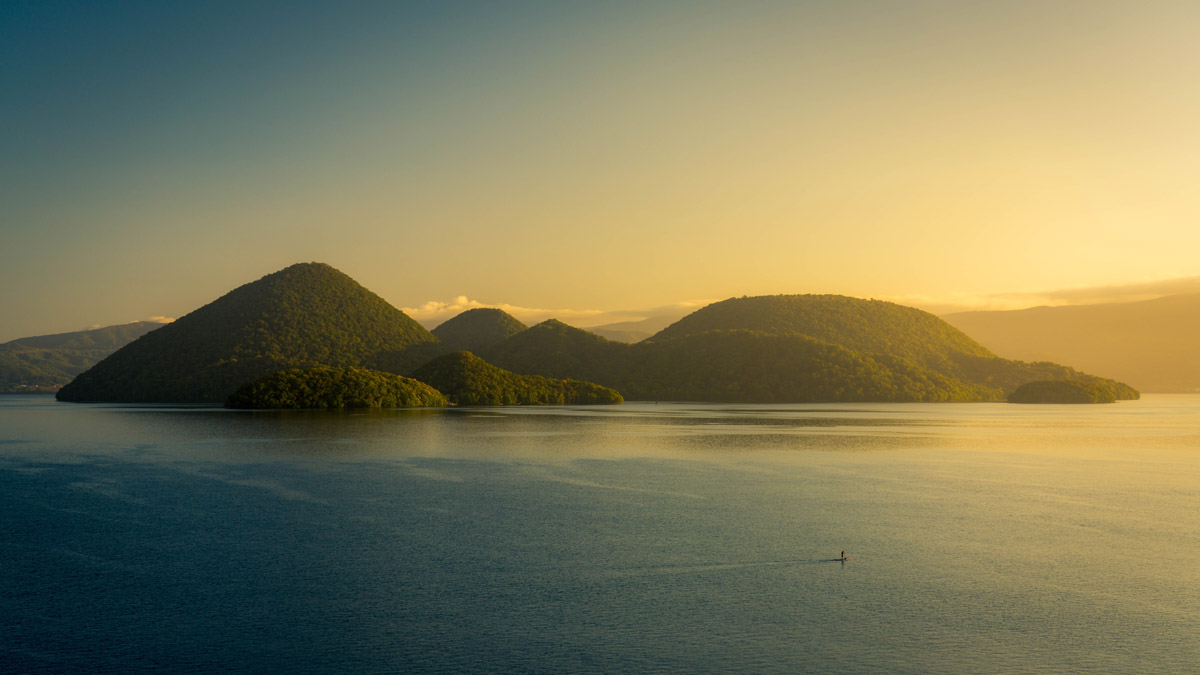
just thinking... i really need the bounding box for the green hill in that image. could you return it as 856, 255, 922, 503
480, 295, 1137, 402
483, 328, 998, 403
649, 295, 993, 371
411, 351, 622, 405
1, 321, 165, 393
57, 263, 438, 403
431, 308, 528, 353
479, 319, 628, 384
225, 366, 447, 409
622, 330, 999, 402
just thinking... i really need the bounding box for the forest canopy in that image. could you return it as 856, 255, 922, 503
411, 351, 622, 405
477, 296, 1139, 403
431, 308, 528, 353
225, 367, 448, 409
1007, 380, 1118, 404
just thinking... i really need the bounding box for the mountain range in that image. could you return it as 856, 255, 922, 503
51, 262, 1138, 405
474, 297, 1135, 403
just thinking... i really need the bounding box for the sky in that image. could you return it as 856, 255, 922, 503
4, 0, 1200, 341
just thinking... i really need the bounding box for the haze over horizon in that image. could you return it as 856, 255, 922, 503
5, 1, 1199, 341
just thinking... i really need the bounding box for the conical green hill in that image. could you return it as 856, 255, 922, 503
57, 262, 437, 403
479, 319, 627, 384
431, 308, 528, 353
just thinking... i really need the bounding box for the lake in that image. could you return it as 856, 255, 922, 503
1, 395, 1197, 673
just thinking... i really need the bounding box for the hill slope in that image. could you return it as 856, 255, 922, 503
481, 295, 1136, 402
1008, 380, 1116, 404
57, 263, 438, 403
411, 351, 622, 405
1, 321, 165, 393
431, 308, 528, 353
944, 293, 1200, 393
480, 320, 629, 384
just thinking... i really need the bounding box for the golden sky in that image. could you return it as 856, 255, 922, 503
3, 1, 1199, 340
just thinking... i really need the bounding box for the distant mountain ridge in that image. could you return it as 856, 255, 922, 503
1, 321, 165, 393
584, 314, 687, 343
943, 293, 1200, 393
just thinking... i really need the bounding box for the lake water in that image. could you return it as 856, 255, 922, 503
1, 395, 1197, 673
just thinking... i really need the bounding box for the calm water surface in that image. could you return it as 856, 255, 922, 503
1, 395, 1197, 673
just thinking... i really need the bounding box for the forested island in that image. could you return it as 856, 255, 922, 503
54, 262, 1139, 407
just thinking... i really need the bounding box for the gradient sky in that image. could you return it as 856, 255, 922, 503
4, 0, 1200, 340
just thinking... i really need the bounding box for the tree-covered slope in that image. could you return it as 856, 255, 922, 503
479, 319, 629, 384
1008, 380, 1117, 404
225, 367, 447, 409
649, 295, 994, 371
58, 263, 438, 403
953, 354, 1138, 400
1, 321, 165, 393
411, 351, 622, 405
479, 296, 1138, 402
431, 308, 528, 353
621, 330, 1001, 402
484, 327, 1001, 402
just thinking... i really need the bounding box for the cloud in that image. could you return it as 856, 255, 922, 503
402, 296, 712, 330
146, 316, 175, 323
